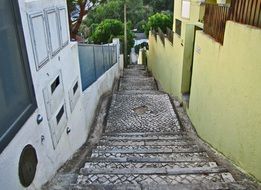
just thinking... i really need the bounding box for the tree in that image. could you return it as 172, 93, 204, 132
144, 12, 173, 36
84, 0, 123, 26
83, 0, 151, 31
91, 19, 124, 43
67, 0, 106, 39
90, 19, 134, 53
143, 0, 174, 12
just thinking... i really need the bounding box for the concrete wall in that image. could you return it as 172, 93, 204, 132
148, 34, 183, 99
148, 0, 205, 100
0, 0, 122, 189
147, 0, 261, 181
82, 62, 121, 136
188, 21, 261, 181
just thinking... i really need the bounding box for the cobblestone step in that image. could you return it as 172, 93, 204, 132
94, 145, 201, 153
86, 155, 211, 163
75, 173, 234, 186
70, 182, 247, 190
127, 65, 145, 70
116, 90, 164, 95
100, 134, 191, 141
98, 139, 195, 146
93, 147, 203, 154
70, 66, 247, 189
123, 71, 149, 77
82, 162, 218, 170
90, 152, 210, 162
119, 77, 157, 91
106, 94, 180, 133
81, 166, 227, 175
103, 132, 186, 137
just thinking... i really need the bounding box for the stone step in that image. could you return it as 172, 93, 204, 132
123, 72, 149, 77
106, 94, 180, 133
116, 90, 164, 95
105, 128, 182, 134
94, 145, 201, 154
81, 166, 227, 176
75, 172, 235, 186
122, 76, 151, 80
119, 77, 157, 91
90, 152, 210, 163
82, 162, 218, 170
86, 155, 211, 163
123, 69, 147, 73
70, 182, 247, 190
98, 139, 195, 146
103, 132, 186, 137
126, 65, 145, 70
92, 146, 203, 154
100, 134, 191, 141
120, 77, 155, 82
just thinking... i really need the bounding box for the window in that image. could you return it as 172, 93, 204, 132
175, 19, 182, 36
46, 8, 61, 56
181, 0, 191, 19
0, 0, 37, 153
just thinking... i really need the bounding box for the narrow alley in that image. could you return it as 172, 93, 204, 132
67, 65, 254, 189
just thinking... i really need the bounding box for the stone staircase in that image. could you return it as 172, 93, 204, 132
70, 65, 247, 189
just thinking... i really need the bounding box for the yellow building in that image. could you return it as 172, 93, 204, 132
148, 0, 261, 182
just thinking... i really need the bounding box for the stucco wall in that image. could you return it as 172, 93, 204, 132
188, 21, 261, 181
0, 0, 122, 189
147, 34, 183, 99
148, 0, 205, 100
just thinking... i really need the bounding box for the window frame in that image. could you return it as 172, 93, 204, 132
0, 0, 37, 153
181, 0, 191, 20
175, 19, 182, 36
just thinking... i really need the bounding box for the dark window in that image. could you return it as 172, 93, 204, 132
0, 0, 37, 153
56, 106, 64, 124
73, 81, 78, 94
51, 76, 60, 94
175, 19, 182, 36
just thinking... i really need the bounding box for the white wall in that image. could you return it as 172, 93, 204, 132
0, 0, 122, 189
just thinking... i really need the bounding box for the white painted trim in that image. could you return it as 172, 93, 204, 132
27, 11, 49, 70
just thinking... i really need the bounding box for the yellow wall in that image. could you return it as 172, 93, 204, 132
188, 21, 261, 181
148, 0, 261, 183
147, 0, 204, 100
148, 33, 184, 99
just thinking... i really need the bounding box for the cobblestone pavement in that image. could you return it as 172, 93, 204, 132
70, 65, 254, 189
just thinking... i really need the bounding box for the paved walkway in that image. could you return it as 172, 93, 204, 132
71, 65, 250, 189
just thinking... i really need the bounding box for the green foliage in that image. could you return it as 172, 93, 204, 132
145, 12, 173, 36
136, 20, 147, 33
91, 19, 123, 43
78, 0, 174, 54
90, 19, 134, 53
84, 0, 149, 29
143, 0, 174, 12
84, 0, 123, 26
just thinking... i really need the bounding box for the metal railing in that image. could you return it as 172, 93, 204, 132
78, 43, 118, 90
204, 0, 261, 44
